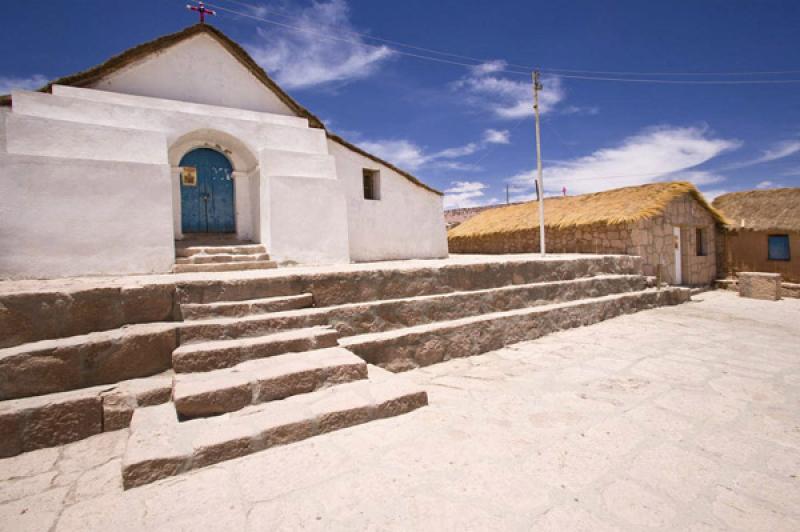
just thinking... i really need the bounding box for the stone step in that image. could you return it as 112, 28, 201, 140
122, 366, 427, 488
177, 274, 647, 344
0, 323, 177, 400
173, 347, 367, 418
340, 287, 691, 372
0, 371, 173, 458
181, 293, 314, 320
175, 244, 267, 258
172, 326, 340, 373
172, 260, 278, 274
175, 253, 271, 265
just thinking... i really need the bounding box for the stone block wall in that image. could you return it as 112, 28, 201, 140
449, 194, 719, 286
738, 272, 781, 300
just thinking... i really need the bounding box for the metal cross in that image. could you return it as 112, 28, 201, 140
187, 1, 216, 23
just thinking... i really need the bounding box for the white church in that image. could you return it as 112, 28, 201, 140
0, 24, 448, 279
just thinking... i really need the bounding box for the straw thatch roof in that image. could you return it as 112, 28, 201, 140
712, 188, 800, 232
0, 24, 441, 196
448, 181, 726, 239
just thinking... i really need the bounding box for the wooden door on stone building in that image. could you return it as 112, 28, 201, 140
180, 148, 236, 234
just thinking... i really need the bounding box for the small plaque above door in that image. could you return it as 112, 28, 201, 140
181, 167, 198, 187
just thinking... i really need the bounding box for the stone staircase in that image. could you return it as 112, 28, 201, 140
0, 255, 691, 489
173, 241, 277, 273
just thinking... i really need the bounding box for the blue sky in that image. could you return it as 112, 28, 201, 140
2, 0, 799, 208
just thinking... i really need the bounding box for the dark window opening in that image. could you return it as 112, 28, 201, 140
768, 234, 790, 261
695, 228, 707, 256
363, 169, 380, 200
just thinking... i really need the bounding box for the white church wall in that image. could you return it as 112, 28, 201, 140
87, 34, 296, 116
328, 139, 448, 262
0, 154, 174, 279
5, 114, 167, 164
262, 172, 350, 265
51, 85, 307, 128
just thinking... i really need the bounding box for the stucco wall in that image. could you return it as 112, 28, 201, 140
328, 139, 448, 262
0, 153, 174, 279
719, 230, 800, 283
87, 34, 296, 116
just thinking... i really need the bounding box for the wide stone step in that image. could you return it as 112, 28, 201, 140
122, 366, 427, 489
181, 293, 314, 320
176, 253, 271, 265
173, 347, 367, 418
172, 260, 278, 274
177, 274, 647, 344
0, 371, 173, 458
175, 244, 267, 258
172, 326, 340, 373
0, 323, 177, 400
340, 287, 691, 372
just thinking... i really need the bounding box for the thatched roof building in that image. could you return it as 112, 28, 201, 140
712, 188, 800, 283
448, 182, 723, 286
712, 188, 800, 232
449, 182, 725, 242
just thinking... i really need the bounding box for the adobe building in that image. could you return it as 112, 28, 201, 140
713, 188, 800, 284
0, 24, 448, 280
448, 182, 726, 286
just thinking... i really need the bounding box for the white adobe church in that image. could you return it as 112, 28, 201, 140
0, 24, 448, 279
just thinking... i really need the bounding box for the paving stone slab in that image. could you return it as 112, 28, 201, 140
180, 293, 313, 320
0, 323, 176, 400
341, 288, 691, 371
177, 275, 646, 343
172, 326, 340, 373
173, 347, 367, 418
172, 261, 278, 274
122, 367, 427, 488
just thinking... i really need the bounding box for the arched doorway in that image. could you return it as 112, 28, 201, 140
179, 148, 235, 233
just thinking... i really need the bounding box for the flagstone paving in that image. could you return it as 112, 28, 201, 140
1, 290, 798, 531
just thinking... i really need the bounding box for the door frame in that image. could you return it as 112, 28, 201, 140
673, 226, 682, 285
179, 147, 237, 234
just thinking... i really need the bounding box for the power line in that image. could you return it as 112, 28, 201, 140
213, 0, 800, 82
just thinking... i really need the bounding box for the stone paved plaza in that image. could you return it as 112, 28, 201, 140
1, 290, 798, 531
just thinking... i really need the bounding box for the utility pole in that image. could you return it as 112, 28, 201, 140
532, 71, 546, 256
506, 184, 509, 204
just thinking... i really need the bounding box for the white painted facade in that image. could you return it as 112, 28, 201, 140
0, 31, 447, 279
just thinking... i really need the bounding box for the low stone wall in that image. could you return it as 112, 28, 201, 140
177, 255, 644, 305
448, 224, 633, 255
738, 272, 782, 301
715, 278, 799, 299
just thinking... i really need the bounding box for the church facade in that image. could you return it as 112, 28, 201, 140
0, 25, 448, 279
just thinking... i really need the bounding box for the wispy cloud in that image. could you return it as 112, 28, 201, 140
443, 181, 498, 209
725, 139, 800, 170
0, 74, 47, 94
359, 128, 511, 172
483, 128, 511, 144
452, 60, 564, 119
246, 0, 392, 89
505, 125, 740, 198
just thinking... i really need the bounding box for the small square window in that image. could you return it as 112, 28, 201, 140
363, 169, 380, 200
768, 234, 790, 261
695, 227, 706, 256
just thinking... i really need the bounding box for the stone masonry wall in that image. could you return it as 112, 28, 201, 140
449, 193, 718, 286
629, 195, 717, 286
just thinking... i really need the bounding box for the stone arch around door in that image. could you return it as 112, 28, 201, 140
169, 129, 260, 241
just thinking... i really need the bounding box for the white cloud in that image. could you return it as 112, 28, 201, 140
443, 181, 498, 209
726, 139, 800, 170
246, 0, 392, 89
756, 180, 781, 189
483, 128, 510, 144
701, 188, 730, 201
0, 74, 48, 94
359, 128, 512, 172
453, 61, 564, 119
505, 125, 740, 197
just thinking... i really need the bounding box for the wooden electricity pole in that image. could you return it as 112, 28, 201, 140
532, 71, 546, 256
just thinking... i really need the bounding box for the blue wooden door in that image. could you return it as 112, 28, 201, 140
180, 148, 235, 233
